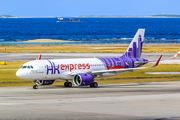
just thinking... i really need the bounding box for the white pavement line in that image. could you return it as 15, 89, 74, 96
146, 72, 180, 74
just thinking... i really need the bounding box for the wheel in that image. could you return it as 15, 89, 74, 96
64, 82, 68, 87
93, 82, 98, 88
33, 85, 38, 89
68, 82, 72, 87
90, 82, 98, 88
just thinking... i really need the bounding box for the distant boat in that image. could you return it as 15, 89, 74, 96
56, 17, 81, 22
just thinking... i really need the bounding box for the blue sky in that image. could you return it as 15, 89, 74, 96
0, 0, 180, 17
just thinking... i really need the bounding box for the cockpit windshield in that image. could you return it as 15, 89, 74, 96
21, 66, 34, 69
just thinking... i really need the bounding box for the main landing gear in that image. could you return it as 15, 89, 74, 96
90, 82, 98, 88
64, 80, 72, 87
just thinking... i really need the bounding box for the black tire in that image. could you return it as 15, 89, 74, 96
33, 85, 38, 89
90, 84, 93, 88
68, 82, 72, 87
93, 82, 98, 88
64, 82, 68, 87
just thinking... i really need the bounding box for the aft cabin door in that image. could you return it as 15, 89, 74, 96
38, 62, 44, 73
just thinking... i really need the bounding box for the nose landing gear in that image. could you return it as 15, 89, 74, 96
33, 85, 38, 89
33, 80, 39, 89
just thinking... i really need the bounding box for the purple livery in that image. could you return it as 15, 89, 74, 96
98, 29, 147, 70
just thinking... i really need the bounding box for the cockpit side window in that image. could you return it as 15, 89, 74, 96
21, 66, 34, 69
23, 66, 27, 68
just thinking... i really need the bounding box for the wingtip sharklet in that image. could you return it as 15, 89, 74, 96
153, 55, 162, 67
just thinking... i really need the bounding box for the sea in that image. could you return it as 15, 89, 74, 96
0, 18, 180, 44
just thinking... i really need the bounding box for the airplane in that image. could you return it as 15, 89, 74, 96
172, 51, 180, 59
16, 29, 162, 89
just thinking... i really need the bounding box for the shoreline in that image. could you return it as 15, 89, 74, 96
0, 39, 179, 46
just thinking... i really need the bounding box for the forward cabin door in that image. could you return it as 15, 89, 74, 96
38, 62, 45, 73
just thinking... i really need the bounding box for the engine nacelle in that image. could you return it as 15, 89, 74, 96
35, 80, 55, 85
73, 73, 94, 86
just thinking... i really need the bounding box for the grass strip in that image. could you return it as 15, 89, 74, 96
0, 45, 180, 53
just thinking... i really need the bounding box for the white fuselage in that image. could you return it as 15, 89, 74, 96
16, 58, 112, 81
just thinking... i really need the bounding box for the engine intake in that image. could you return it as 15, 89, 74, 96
35, 80, 55, 85
73, 73, 94, 86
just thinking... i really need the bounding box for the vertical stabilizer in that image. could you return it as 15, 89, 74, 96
122, 29, 145, 58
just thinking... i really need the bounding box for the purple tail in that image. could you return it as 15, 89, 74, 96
122, 29, 145, 58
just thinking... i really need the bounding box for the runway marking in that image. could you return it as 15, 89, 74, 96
1, 103, 180, 107
146, 72, 180, 74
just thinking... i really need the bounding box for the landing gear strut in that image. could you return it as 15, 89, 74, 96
64, 80, 72, 87
33, 80, 38, 89
90, 82, 98, 88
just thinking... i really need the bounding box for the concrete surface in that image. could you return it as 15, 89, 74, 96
0, 53, 179, 62
0, 81, 180, 120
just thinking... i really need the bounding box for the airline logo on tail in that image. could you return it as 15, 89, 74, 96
123, 29, 145, 58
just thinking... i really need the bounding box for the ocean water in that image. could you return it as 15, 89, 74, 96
0, 18, 180, 44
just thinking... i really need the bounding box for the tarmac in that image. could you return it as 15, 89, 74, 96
0, 81, 180, 120
0, 53, 180, 64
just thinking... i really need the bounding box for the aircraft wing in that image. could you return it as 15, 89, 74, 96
91, 67, 147, 74
91, 55, 162, 74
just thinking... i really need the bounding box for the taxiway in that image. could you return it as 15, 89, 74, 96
0, 81, 180, 120
0, 53, 179, 62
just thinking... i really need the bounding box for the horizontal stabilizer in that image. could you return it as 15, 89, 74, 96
134, 61, 148, 66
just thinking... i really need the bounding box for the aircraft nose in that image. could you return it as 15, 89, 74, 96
16, 69, 24, 79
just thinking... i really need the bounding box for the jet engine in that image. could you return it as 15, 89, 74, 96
73, 73, 94, 86
35, 80, 55, 85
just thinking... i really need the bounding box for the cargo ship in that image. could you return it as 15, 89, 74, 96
56, 17, 81, 22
